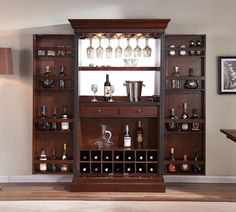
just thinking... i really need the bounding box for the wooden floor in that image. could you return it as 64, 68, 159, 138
0, 183, 235, 202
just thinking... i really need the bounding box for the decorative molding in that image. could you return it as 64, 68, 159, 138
0, 175, 236, 183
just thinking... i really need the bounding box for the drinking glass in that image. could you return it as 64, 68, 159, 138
124, 37, 132, 57
106, 36, 113, 59
133, 38, 142, 57
143, 38, 152, 57
91, 84, 98, 102
115, 38, 122, 58
87, 37, 94, 59
109, 85, 115, 102
96, 37, 104, 59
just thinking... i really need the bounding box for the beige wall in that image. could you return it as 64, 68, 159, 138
0, 0, 236, 176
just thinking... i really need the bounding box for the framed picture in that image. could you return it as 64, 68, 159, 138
218, 56, 236, 94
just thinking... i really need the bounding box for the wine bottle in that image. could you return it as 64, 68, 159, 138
124, 125, 131, 148
181, 154, 190, 172
181, 102, 189, 131
137, 121, 143, 148
171, 66, 180, 89
59, 65, 65, 89
39, 105, 50, 131
51, 107, 58, 131
184, 68, 199, 89
193, 147, 202, 174
41, 66, 54, 88
39, 149, 47, 173
167, 108, 179, 131
189, 40, 195, 47
168, 147, 176, 173
191, 108, 200, 132
61, 105, 69, 131
104, 74, 111, 101
50, 148, 57, 173
61, 143, 69, 172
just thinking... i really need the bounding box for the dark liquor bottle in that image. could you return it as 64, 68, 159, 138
168, 147, 176, 173
104, 74, 111, 101
171, 66, 180, 89
181, 154, 190, 173
137, 121, 143, 148
124, 125, 131, 148
184, 68, 199, 89
181, 102, 189, 132
59, 65, 65, 89
191, 108, 200, 132
39, 149, 47, 173
189, 40, 195, 47
61, 143, 69, 172
39, 105, 50, 131
167, 108, 179, 131
41, 66, 54, 88
50, 148, 57, 173
193, 147, 202, 174
61, 105, 69, 131
51, 107, 58, 131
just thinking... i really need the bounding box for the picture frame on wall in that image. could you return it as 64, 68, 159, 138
218, 56, 236, 94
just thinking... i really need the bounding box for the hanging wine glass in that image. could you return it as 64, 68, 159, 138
96, 37, 104, 59
109, 85, 115, 102
124, 37, 132, 57
115, 37, 122, 58
91, 84, 98, 102
106, 35, 113, 59
87, 37, 94, 59
133, 37, 142, 57
143, 38, 152, 57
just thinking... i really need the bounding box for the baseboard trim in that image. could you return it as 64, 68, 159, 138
0, 175, 236, 183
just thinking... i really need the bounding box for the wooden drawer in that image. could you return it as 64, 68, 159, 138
80, 107, 118, 117
119, 106, 158, 117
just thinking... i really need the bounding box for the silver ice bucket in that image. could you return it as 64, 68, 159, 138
123, 80, 145, 102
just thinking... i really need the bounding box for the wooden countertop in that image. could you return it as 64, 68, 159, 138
220, 129, 236, 143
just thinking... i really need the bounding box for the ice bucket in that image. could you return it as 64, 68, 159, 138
123, 80, 145, 102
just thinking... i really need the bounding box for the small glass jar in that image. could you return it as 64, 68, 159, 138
179, 45, 187, 56
169, 45, 176, 56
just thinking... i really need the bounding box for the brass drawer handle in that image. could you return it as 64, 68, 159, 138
97, 109, 102, 113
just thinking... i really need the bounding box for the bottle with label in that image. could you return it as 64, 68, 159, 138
169, 45, 175, 56
61, 143, 69, 172
184, 68, 199, 89
50, 148, 57, 173
193, 147, 202, 174
168, 147, 176, 173
41, 66, 54, 88
181, 102, 189, 132
179, 45, 187, 56
51, 107, 58, 131
191, 108, 200, 132
39, 105, 50, 131
171, 66, 180, 89
61, 105, 69, 131
137, 121, 143, 148
181, 154, 190, 173
167, 108, 179, 131
124, 125, 132, 148
104, 74, 111, 101
39, 149, 47, 173
59, 65, 65, 89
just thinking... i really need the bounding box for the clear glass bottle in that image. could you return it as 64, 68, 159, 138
61, 143, 69, 172
167, 108, 179, 131
41, 66, 54, 88
59, 65, 65, 89
61, 105, 69, 131
181, 102, 189, 132
168, 147, 176, 173
191, 108, 200, 132
171, 66, 180, 89
137, 121, 143, 148
184, 68, 199, 89
39, 149, 47, 173
181, 154, 190, 172
124, 125, 131, 148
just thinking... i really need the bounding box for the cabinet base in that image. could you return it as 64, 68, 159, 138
68, 176, 165, 192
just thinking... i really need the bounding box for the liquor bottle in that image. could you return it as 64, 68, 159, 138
50, 148, 57, 173
124, 125, 132, 148
189, 40, 195, 47
104, 74, 111, 101
181, 102, 189, 131
167, 108, 179, 131
41, 65, 54, 88
181, 154, 190, 172
171, 66, 180, 89
193, 147, 202, 174
168, 147, 176, 173
61, 105, 69, 131
137, 121, 143, 148
59, 65, 65, 89
39, 105, 50, 131
196, 40, 202, 55
51, 107, 58, 131
39, 149, 47, 173
184, 68, 199, 89
191, 108, 200, 132
61, 143, 69, 172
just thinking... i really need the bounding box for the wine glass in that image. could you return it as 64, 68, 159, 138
124, 37, 132, 57
87, 37, 94, 59
96, 37, 104, 59
115, 37, 122, 58
143, 38, 152, 57
109, 85, 115, 102
133, 37, 142, 57
91, 84, 98, 102
106, 36, 113, 59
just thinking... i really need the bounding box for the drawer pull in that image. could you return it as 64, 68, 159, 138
97, 109, 102, 113
137, 109, 141, 113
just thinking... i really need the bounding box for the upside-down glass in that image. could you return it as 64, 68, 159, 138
106, 37, 113, 59
96, 37, 104, 59
91, 84, 98, 102
87, 37, 94, 59
133, 38, 142, 57
124, 37, 132, 57
115, 38, 122, 58
143, 38, 152, 57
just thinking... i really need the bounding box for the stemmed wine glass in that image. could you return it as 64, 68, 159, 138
87, 37, 94, 59
143, 38, 152, 57
106, 35, 113, 59
109, 85, 115, 102
115, 37, 122, 58
96, 37, 104, 59
124, 37, 132, 57
91, 84, 98, 102
133, 37, 142, 57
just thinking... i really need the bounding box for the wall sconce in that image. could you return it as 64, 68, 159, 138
0, 48, 13, 74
